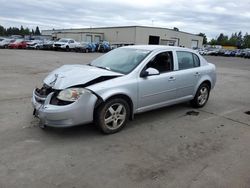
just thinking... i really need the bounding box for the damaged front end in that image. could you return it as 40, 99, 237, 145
31, 64, 122, 128
32, 83, 98, 128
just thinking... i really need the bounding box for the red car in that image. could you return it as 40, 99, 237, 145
8, 39, 27, 49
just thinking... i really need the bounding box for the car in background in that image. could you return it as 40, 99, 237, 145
209, 49, 220, 56
27, 40, 44, 50
224, 50, 237, 57
42, 40, 55, 50
32, 45, 216, 134
217, 49, 226, 56
75, 42, 95, 53
8, 39, 27, 49
0, 37, 5, 42
0, 38, 16, 48
98, 41, 111, 52
53, 38, 79, 51
244, 51, 250, 58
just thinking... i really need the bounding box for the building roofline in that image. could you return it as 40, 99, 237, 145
42, 25, 200, 37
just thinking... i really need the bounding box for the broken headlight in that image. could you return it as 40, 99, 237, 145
57, 88, 87, 102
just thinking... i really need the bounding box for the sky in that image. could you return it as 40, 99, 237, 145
0, 0, 249, 40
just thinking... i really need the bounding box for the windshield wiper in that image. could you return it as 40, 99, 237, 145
95, 65, 111, 71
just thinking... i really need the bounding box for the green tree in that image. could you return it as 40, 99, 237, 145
236, 31, 243, 48
217, 33, 229, 45
243, 33, 250, 48
209, 38, 217, 45
198, 33, 207, 44
34, 26, 41, 35
24, 27, 31, 35
228, 32, 238, 46
20, 25, 25, 35
0, 25, 6, 36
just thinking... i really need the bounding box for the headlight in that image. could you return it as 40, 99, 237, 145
57, 88, 87, 102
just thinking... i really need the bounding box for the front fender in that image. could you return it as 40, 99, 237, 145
94, 88, 137, 112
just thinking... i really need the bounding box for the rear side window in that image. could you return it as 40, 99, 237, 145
177, 51, 200, 70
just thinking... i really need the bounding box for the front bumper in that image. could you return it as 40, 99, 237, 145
32, 89, 98, 127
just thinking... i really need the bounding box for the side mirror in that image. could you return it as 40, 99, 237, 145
140, 67, 160, 77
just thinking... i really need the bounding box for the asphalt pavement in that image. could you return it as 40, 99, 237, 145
0, 49, 250, 188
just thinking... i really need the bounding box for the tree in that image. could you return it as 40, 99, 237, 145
34, 26, 41, 35
0, 25, 6, 36
198, 33, 207, 44
20, 25, 25, 36
209, 39, 217, 45
243, 33, 250, 48
216, 33, 229, 45
24, 27, 30, 35
236, 31, 243, 48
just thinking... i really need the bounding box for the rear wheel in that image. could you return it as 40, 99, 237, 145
191, 83, 210, 108
95, 98, 130, 134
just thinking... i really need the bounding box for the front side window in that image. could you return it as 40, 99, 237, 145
177, 51, 200, 70
146, 51, 173, 73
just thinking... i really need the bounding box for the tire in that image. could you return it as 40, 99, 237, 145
66, 46, 69, 51
191, 83, 210, 108
95, 98, 130, 134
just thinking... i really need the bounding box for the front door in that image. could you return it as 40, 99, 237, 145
137, 51, 177, 112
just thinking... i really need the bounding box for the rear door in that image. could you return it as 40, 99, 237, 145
174, 51, 202, 98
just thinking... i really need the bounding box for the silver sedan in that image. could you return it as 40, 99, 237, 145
32, 45, 216, 134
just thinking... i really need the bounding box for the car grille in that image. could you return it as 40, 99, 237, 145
54, 44, 61, 47
34, 84, 73, 106
34, 85, 53, 104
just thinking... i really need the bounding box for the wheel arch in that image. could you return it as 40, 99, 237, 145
201, 80, 211, 90
94, 93, 134, 120
194, 77, 212, 95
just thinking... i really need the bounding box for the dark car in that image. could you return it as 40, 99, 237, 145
244, 51, 250, 58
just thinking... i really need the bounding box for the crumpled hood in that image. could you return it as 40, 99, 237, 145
44, 64, 123, 90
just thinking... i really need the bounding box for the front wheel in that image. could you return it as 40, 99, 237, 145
65, 46, 69, 51
191, 83, 210, 108
95, 98, 130, 134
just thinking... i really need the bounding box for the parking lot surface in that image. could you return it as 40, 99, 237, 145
0, 49, 250, 188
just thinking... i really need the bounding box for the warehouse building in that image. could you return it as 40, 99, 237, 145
42, 26, 203, 48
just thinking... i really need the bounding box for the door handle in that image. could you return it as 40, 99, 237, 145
168, 76, 176, 81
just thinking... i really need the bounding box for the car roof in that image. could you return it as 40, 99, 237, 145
59, 38, 73, 40
122, 45, 194, 52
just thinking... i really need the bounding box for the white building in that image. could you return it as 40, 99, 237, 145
42, 26, 203, 48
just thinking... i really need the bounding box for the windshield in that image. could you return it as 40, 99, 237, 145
59, 39, 69, 43
90, 48, 151, 74
13, 39, 23, 43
